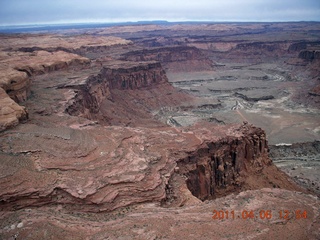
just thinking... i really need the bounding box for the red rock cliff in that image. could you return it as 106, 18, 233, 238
65, 61, 191, 125
178, 123, 269, 200
0, 122, 303, 213
121, 46, 215, 72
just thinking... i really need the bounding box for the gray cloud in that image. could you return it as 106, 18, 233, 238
0, 0, 319, 25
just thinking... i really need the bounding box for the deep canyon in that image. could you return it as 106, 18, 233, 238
0, 22, 319, 239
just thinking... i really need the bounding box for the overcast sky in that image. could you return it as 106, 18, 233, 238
0, 0, 319, 25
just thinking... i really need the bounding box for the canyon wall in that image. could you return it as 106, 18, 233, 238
0, 88, 28, 131
0, 51, 90, 103
0, 122, 303, 213
1, 24, 319, 239
65, 61, 192, 126
299, 50, 320, 60
121, 46, 215, 72
0, 35, 132, 131
0, 51, 90, 131
183, 133, 267, 200
269, 141, 320, 159
66, 61, 167, 116
176, 124, 279, 201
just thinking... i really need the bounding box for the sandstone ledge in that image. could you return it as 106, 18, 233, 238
0, 34, 132, 131
0, 50, 90, 131
0, 51, 90, 101
0, 88, 28, 131
0, 35, 132, 53
65, 60, 193, 125
0, 122, 306, 213
0, 188, 318, 240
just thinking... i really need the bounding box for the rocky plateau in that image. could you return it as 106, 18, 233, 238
0, 22, 319, 239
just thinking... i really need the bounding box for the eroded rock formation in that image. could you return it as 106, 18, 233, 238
179, 124, 269, 200
122, 46, 215, 72
0, 122, 304, 213
1, 188, 319, 240
299, 50, 320, 60
65, 60, 193, 126
0, 51, 90, 102
0, 35, 132, 131
65, 61, 166, 114
0, 88, 28, 131
0, 23, 319, 239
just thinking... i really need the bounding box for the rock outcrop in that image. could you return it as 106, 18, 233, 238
0, 122, 305, 213
65, 60, 193, 126
0, 35, 132, 131
299, 50, 320, 60
121, 46, 215, 72
172, 123, 305, 203
1, 23, 319, 239
0, 88, 28, 131
235, 91, 275, 102
1, 35, 132, 54
0, 50, 90, 131
178, 124, 269, 200
1, 188, 319, 240
0, 51, 90, 103
269, 141, 320, 159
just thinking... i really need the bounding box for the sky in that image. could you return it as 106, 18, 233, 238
0, 0, 319, 26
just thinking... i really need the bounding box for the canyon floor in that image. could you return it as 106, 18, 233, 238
0, 22, 320, 239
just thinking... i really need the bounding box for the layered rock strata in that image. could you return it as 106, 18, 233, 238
1, 188, 319, 240
0, 51, 90, 131
121, 46, 215, 72
0, 51, 90, 102
0, 24, 319, 239
178, 124, 269, 200
0, 35, 132, 54
168, 123, 306, 204
299, 50, 320, 60
66, 61, 166, 114
0, 35, 132, 131
65, 61, 192, 126
0, 122, 305, 213
0, 88, 28, 131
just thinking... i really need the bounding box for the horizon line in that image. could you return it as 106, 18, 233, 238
1, 19, 320, 28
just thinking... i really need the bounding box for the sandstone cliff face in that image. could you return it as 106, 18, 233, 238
235, 42, 286, 52
288, 41, 320, 53
0, 35, 132, 131
287, 44, 320, 106
0, 88, 28, 131
0, 51, 90, 131
269, 141, 320, 159
65, 61, 189, 125
0, 122, 303, 213
65, 62, 166, 113
104, 62, 167, 90
299, 50, 320, 60
178, 124, 269, 200
230, 41, 290, 60
121, 46, 214, 72
0, 51, 90, 103
165, 123, 305, 205
0, 70, 29, 103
